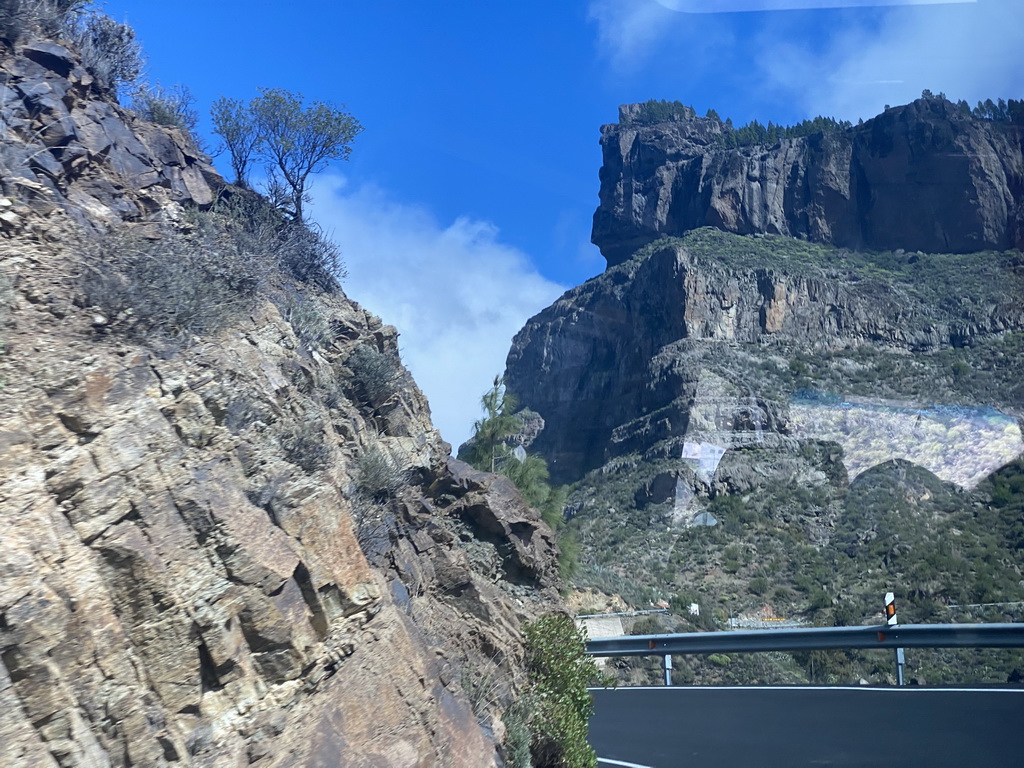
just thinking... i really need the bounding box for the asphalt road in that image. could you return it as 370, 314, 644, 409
589, 686, 1024, 768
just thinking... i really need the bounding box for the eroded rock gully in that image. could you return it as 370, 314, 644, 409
0, 35, 562, 768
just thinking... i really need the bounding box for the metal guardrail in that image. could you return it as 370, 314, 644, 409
586, 623, 1024, 657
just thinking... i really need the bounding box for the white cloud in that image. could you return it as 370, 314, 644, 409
591, 0, 1021, 121
588, 0, 678, 70
307, 176, 566, 450
760, 0, 1023, 120
655, 0, 973, 10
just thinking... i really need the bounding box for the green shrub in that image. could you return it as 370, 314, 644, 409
353, 444, 405, 501
279, 288, 331, 349
749, 576, 770, 596
503, 697, 534, 768
523, 614, 598, 768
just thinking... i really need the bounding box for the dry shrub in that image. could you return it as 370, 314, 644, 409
78, 220, 269, 340
347, 344, 403, 408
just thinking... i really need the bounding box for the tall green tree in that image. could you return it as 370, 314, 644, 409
459, 376, 522, 472
460, 377, 578, 578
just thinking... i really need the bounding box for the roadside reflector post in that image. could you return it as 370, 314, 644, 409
885, 592, 905, 686
663, 654, 673, 686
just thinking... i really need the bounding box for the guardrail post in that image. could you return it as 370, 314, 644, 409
886, 592, 905, 686
663, 654, 673, 686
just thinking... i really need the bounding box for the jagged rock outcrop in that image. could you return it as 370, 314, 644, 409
0, 40, 217, 235
0, 33, 562, 768
506, 232, 1024, 483
593, 98, 1024, 266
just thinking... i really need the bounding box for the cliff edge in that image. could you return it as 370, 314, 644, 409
593, 98, 1024, 266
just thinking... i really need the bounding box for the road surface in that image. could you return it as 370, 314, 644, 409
589, 685, 1024, 767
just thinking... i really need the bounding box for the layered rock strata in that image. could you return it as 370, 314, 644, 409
506, 234, 1024, 483
593, 99, 1024, 266
0, 34, 561, 768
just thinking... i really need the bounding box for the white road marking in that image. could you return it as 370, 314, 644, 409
597, 759, 656, 768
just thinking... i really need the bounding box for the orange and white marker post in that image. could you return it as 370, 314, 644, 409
885, 591, 905, 686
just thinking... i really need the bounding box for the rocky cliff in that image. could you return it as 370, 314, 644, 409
593, 99, 1024, 266
507, 99, 1024, 686
507, 228, 1024, 484
1, 33, 562, 767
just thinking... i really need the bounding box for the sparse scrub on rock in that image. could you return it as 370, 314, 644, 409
77, 219, 268, 340
1, 0, 86, 43
280, 419, 330, 473
1, 2, 141, 92
67, 9, 143, 94
346, 344, 404, 408
353, 443, 406, 501
279, 288, 331, 349
130, 82, 198, 135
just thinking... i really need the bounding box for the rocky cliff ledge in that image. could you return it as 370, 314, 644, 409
0, 34, 561, 768
593, 99, 1024, 266
506, 230, 1024, 483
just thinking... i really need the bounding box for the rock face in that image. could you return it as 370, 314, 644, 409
505, 232, 1024, 484
0, 40, 217, 234
593, 99, 1024, 266
0, 34, 562, 768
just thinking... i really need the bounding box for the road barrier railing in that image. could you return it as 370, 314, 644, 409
586, 623, 1024, 657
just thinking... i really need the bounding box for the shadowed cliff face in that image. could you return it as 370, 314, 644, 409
0, 35, 562, 768
593, 99, 1024, 267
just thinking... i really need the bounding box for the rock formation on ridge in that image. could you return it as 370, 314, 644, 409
593, 98, 1024, 266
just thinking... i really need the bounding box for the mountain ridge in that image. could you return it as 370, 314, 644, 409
593, 97, 1024, 266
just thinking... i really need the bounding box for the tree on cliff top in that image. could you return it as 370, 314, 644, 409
212, 89, 361, 221
211, 97, 259, 188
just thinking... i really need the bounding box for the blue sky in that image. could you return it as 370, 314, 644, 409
104, 0, 1021, 448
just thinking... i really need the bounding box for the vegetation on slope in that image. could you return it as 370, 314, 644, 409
459, 377, 581, 579
553, 229, 1024, 687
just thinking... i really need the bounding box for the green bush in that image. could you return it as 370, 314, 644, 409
523, 614, 598, 768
